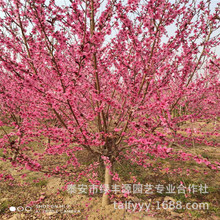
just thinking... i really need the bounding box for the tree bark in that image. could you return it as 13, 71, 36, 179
102, 163, 113, 207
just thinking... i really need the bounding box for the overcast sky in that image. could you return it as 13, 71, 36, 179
0, 0, 219, 56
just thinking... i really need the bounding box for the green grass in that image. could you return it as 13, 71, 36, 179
146, 153, 155, 160
208, 204, 220, 216
0, 149, 4, 157
0, 200, 12, 214
188, 210, 202, 219
114, 160, 147, 183
34, 179, 48, 187
201, 152, 210, 159
27, 176, 48, 187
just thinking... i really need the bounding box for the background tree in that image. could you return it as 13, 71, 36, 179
0, 0, 219, 206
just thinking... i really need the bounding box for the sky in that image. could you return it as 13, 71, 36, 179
52, 0, 219, 55
0, 0, 219, 56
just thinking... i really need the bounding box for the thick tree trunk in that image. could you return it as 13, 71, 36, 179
102, 164, 113, 207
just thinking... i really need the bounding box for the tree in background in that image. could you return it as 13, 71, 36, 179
0, 0, 219, 206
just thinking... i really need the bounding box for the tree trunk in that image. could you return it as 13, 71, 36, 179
102, 164, 113, 207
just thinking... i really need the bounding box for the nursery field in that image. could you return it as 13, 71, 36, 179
0, 121, 219, 220
0, 1, 219, 219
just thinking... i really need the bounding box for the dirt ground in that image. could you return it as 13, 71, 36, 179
0, 121, 219, 220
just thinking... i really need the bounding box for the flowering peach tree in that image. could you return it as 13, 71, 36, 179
0, 0, 219, 206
